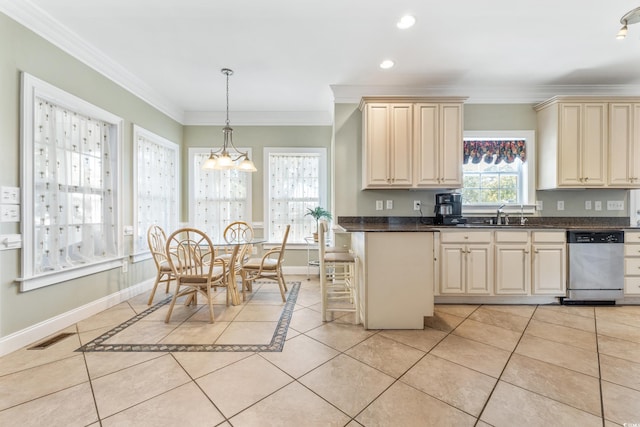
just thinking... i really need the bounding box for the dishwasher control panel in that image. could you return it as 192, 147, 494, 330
567, 230, 624, 244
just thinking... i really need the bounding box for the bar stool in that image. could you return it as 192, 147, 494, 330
318, 220, 359, 324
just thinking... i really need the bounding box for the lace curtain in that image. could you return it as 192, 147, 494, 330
268, 152, 320, 243
33, 98, 117, 273
463, 140, 527, 165
134, 130, 179, 253
192, 152, 250, 238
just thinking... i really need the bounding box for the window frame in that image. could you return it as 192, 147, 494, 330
132, 125, 179, 262
188, 147, 253, 237
263, 147, 328, 244
18, 72, 124, 292
462, 130, 536, 215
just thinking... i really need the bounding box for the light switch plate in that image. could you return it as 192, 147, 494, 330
0, 186, 19, 204
0, 204, 20, 222
386, 200, 393, 209
557, 200, 564, 211
595, 201, 602, 211
585, 200, 592, 210
375, 200, 383, 211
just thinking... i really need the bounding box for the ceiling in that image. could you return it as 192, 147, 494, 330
3, 0, 640, 125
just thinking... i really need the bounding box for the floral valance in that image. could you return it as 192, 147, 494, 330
463, 140, 526, 165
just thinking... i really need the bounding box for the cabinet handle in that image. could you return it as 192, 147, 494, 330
464, 236, 469, 239
584, 177, 589, 182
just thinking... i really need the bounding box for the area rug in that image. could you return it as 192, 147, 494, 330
76, 281, 300, 353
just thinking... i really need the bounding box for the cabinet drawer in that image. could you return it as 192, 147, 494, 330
624, 257, 640, 275
624, 276, 640, 295
532, 231, 566, 243
440, 231, 492, 243
624, 244, 640, 257
626, 232, 640, 244
495, 231, 528, 243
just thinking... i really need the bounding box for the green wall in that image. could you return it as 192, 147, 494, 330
0, 13, 182, 337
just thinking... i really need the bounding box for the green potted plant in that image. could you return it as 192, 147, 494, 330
305, 206, 332, 241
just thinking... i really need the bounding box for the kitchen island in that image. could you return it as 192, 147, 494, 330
339, 216, 634, 329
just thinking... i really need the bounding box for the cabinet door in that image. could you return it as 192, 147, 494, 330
581, 103, 607, 186
414, 104, 440, 186
495, 244, 530, 295
439, 104, 463, 187
414, 103, 463, 188
558, 104, 583, 186
364, 104, 392, 187
532, 244, 566, 294
466, 244, 492, 294
389, 104, 414, 187
440, 245, 465, 294
363, 103, 413, 188
609, 103, 640, 187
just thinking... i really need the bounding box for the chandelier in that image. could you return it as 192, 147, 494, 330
202, 68, 257, 172
617, 6, 640, 39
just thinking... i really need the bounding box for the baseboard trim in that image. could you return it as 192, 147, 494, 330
0, 279, 155, 357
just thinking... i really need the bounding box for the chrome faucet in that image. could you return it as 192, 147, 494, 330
496, 204, 505, 225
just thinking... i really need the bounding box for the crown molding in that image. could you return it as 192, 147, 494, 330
331, 84, 640, 104
0, 0, 185, 123
183, 111, 333, 126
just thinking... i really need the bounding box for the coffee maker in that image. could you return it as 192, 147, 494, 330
434, 193, 466, 225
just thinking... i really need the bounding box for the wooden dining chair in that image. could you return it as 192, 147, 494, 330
240, 224, 290, 302
164, 227, 236, 323
146, 225, 175, 305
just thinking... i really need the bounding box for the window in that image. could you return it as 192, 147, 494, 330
188, 148, 252, 238
133, 125, 179, 259
462, 131, 535, 212
19, 73, 123, 291
264, 148, 327, 244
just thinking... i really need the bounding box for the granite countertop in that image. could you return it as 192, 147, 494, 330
337, 216, 634, 232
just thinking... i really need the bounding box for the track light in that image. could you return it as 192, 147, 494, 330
617, 6, 640, 40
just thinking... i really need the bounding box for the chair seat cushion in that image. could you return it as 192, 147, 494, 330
242, 257, 278, 270
324, 252, 355, 263
326, 246, 349, 253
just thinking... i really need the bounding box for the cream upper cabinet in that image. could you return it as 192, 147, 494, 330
414, 103, 463, 188
361, 102, 413, 188
608, 103, 640, 187
536, 98, 607, 189
360, 97, 466, 190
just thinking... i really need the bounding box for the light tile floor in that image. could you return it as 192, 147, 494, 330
1, 276, 640, 426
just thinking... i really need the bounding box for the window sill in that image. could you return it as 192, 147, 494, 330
463, 204, 536, 216
16, 257, 125, 292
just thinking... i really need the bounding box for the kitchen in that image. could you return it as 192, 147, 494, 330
1, 2, 640, 425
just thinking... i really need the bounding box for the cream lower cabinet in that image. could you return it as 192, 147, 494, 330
624, 231, 640, 296
495, 231, 530, 295
439, 231, 492, 295
531, 232, 566, 295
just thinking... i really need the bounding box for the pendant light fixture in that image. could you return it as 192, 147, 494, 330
616, 6, 640, 39
202, 68, 257, 172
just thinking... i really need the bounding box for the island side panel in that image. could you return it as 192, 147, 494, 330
355, 231, 434, 329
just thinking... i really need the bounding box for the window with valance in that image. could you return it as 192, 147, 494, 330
463, 140, 527, 165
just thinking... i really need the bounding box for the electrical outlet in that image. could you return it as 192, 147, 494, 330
375, 200, 383, 211
585, 200, 592, 210
557, 200, 564, 211
536, 200, 543, 211
413, 200, 421, 211
595, 201, 602, 211
386, 200, 393, 210
607, 200, 624, 211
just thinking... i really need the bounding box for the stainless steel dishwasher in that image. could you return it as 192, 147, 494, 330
565, 230, 624, 304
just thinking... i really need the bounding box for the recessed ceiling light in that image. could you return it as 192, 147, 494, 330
397, 15, 416, 29
380, 60, 395, 69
